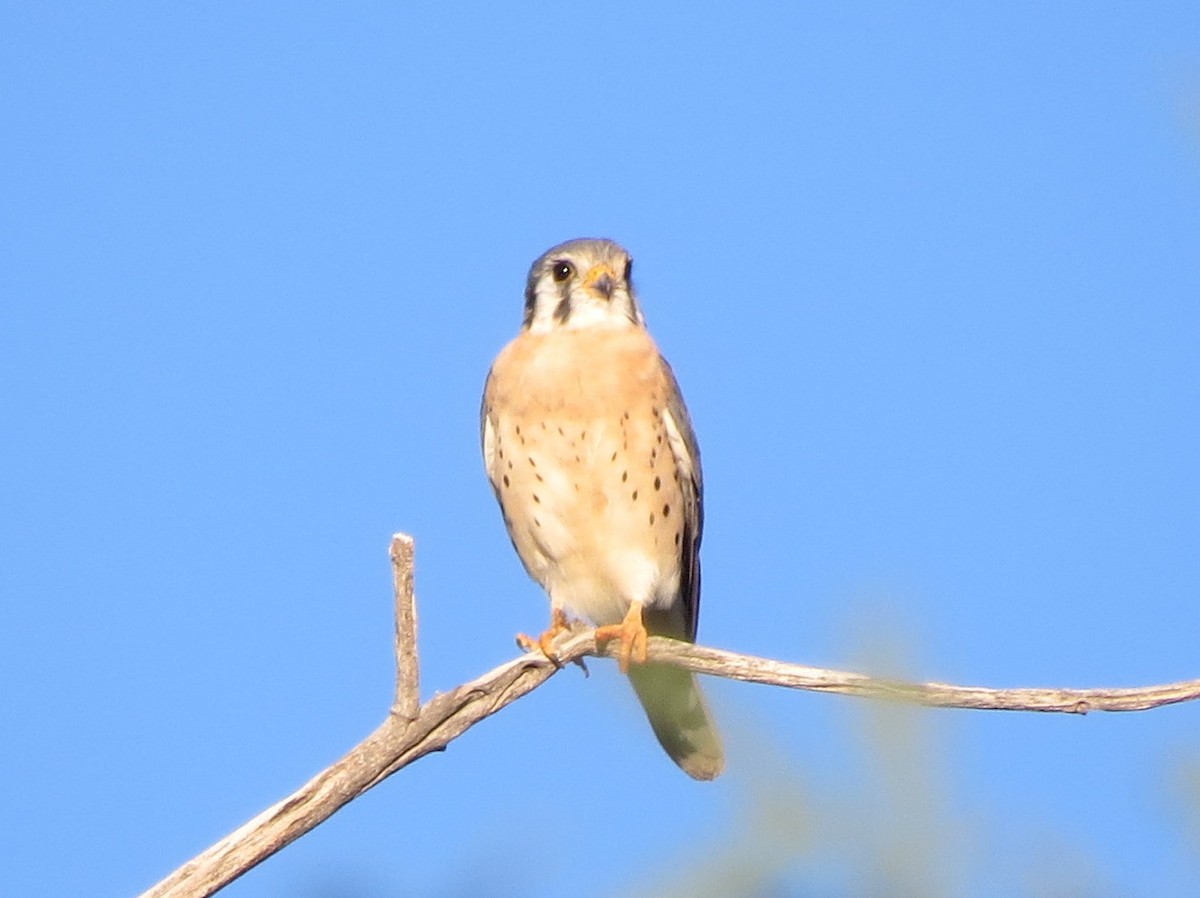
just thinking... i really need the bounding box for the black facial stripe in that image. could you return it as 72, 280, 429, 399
553, 290, 572, 323
522, 280, 537, 327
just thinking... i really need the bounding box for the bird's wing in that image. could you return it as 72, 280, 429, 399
480, 369, 502, 499
659, 356, 704, 642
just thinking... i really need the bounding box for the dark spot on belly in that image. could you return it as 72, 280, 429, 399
632, 490, 639, 501
502, 475, 510, 488
535, 472, 544, 482
649, 512, 655, 525
528, 456, 537, 467
610, 451, 618, 462
662, 504, 670, 518
621, 470, 628, 483
654, 476, 661, 491
674, 531, 681, 546
533, 493, 541, 504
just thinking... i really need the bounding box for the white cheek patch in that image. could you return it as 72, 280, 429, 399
527, 280, 642, 334
526, 283, 562, 334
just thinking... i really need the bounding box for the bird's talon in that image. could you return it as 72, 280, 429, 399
632, 628, 648, 665
515, 633, 562, 667
515, 608, 570, 667
595, 603, 649, 674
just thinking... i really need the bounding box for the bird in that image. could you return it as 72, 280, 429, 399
480, 237, 723, 780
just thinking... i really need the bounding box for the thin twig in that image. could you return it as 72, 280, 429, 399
389, 533, 419, 719
138, 534, 1200, 898
636, 639, 1200, 713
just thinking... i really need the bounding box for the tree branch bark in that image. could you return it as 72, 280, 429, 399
138, 533, 1200, 898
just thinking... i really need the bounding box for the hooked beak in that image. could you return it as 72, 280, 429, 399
581, 264, 617, 300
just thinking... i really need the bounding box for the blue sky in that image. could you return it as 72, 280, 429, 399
3, 3, 1199, 896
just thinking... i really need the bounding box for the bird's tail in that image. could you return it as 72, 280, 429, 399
628, 662, 724, 780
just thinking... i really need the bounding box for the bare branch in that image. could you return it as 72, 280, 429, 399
138, 534, 1200, 898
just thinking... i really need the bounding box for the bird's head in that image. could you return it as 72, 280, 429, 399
521, 238, 645, 333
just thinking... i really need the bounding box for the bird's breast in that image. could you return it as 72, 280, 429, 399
483, 327, 686, 624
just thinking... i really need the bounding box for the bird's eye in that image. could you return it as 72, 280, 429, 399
552, 261, 574, 282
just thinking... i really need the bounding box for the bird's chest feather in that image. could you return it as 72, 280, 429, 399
483, 328, 684, 622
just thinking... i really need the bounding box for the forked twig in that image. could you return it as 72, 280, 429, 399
138, 534, 1200, 898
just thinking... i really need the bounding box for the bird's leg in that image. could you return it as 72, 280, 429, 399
515, 606, 570, 665
594, 602, 648, 674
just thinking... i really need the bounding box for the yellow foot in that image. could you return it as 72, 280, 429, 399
594, 602, 648, 674
516, 607, 570, 665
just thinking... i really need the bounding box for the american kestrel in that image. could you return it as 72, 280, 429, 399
480, 238, 723, 780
